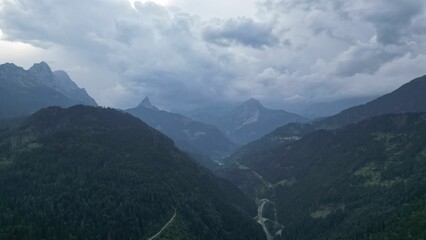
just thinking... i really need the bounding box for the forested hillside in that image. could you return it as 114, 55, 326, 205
0, 105, 265, 240
219, 113, 426, 239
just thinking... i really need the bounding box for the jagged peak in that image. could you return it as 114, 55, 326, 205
137, 97, 158, 110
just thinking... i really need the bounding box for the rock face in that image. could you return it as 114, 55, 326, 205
0, 61, 97, 118
215, 98, 307, 144
126, 98, 239, 168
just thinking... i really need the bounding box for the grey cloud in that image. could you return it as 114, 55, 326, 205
334, 43, 406, 77
202, 18, 278, 48
362, 0, 425, 45
262, 0, 425, 45
0, 0, 239, 107
1, 0, 426, 110
0, 0, 125, 48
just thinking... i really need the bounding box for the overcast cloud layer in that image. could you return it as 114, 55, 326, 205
0, 0, 426, 110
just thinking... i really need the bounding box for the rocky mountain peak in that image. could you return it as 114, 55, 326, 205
28, 61, 55, 86
29, 61, 52, 73
137, 97, 158, 110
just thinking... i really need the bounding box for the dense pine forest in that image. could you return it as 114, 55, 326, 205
0, 106, 265, 240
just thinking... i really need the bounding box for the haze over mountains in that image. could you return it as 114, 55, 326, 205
126, 97, 238, 168
180, 99, 308, 145
228, 75, 426, 161
0, 61, 308, 167
214, 98, 307, 144
0, 62, 96, 118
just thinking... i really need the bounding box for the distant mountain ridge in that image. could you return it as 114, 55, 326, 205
126, 97, 238, 168
215, 98, 307, 144
229, 75, 426, 159
321, 75, 426, 128
0, 62, 96, 118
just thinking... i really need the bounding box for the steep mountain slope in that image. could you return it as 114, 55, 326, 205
0, 62, 97, 118
321, 75, 426, 128
227, 75, 426, 163
219, 113, 426, 239
215, 99, 307, 144
126, 97, 238, 168
0, 105, 265, 240
52, 70, 97, 106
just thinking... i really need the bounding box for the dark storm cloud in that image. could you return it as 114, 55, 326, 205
0, 0, 426, 109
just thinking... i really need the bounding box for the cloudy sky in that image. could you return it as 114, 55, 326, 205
0, 0, 425, 110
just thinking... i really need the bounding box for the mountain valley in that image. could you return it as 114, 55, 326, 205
126, 97, 238, 168
0, 61, 425, 240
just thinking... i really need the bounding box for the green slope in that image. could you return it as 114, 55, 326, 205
220, 113, 426, 239
0, 105, 265, 240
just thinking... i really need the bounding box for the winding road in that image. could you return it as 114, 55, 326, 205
147, 210, 177, 240
257, 199, 273, 240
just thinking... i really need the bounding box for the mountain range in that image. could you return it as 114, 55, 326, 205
197, 98, 307, 145
1, 60, 426, 239
0, 62, 96, 118
126, 97, 238, 168
226, 75, 426, 162
0, 105, 265, 240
